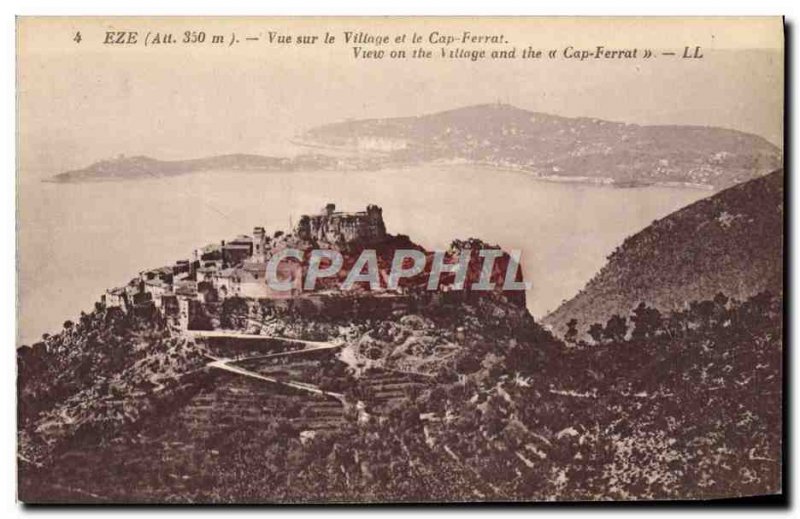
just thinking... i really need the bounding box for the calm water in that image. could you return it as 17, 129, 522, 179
18, 166, 709, 345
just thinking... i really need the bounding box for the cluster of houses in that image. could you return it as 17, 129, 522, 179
100, 204, 389, 329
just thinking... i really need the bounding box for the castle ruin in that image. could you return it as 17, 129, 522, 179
296, 203, 387, 246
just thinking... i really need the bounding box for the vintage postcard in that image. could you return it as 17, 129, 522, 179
16, 17, 784, 503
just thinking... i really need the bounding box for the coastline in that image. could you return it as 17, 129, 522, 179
43, 158, 721, 191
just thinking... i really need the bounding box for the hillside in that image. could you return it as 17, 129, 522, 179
544, 169, 784, 338
49, 104, 782, 188
299, 104, 782, 189
18, 201, 783, 502
20, 290, 782, 502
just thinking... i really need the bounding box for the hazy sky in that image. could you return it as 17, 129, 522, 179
18, 17, 783, 180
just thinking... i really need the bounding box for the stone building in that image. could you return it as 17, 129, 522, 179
104, 287, 128, 309
295, 203, 387, 246
144, 278, 170, 308
222, 236, 253, 267
252, 226, 267, 262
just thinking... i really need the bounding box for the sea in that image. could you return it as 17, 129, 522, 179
17, 165, 709, 345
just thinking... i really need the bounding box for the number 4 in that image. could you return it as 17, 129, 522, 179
73, 31, 81, 44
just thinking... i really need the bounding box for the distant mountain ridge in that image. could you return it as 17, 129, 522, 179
299, 104, 781, 189
47, 153, 340, 183
543, 169, 784, 338
49, 104, 781, 188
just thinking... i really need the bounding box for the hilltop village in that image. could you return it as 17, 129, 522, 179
19, 173, 784, 502
102, 204, 395, 329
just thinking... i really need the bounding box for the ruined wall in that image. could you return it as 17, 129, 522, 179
296, 204, 387, 246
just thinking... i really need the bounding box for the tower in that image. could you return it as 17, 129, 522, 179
253, 226, 266, 261
365, 204, 387, 241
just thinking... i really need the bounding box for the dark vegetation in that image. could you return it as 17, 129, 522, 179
18, 289, 781, 502
18, 306, 206, 466
18, 167, 784, 501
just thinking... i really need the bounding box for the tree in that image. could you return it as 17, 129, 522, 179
427, 386, 448, 413
713, 292, 729, 308
565, 318, 579, 344
631, 303, 663, 340
456, 352, 482, 375
588, 323, 604, 344
603, 314, 628, 343
688, 299, 716, 326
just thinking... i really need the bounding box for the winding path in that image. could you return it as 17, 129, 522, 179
186, 328, 333, 348
199, 334, 346, 403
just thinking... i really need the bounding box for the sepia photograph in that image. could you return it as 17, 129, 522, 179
15, 15, 785, 504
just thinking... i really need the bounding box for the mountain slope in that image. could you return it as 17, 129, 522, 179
300, 104, 782, 189
19, 199, 783, 501
51, 104, 782, 188
543, 169, 784, 338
